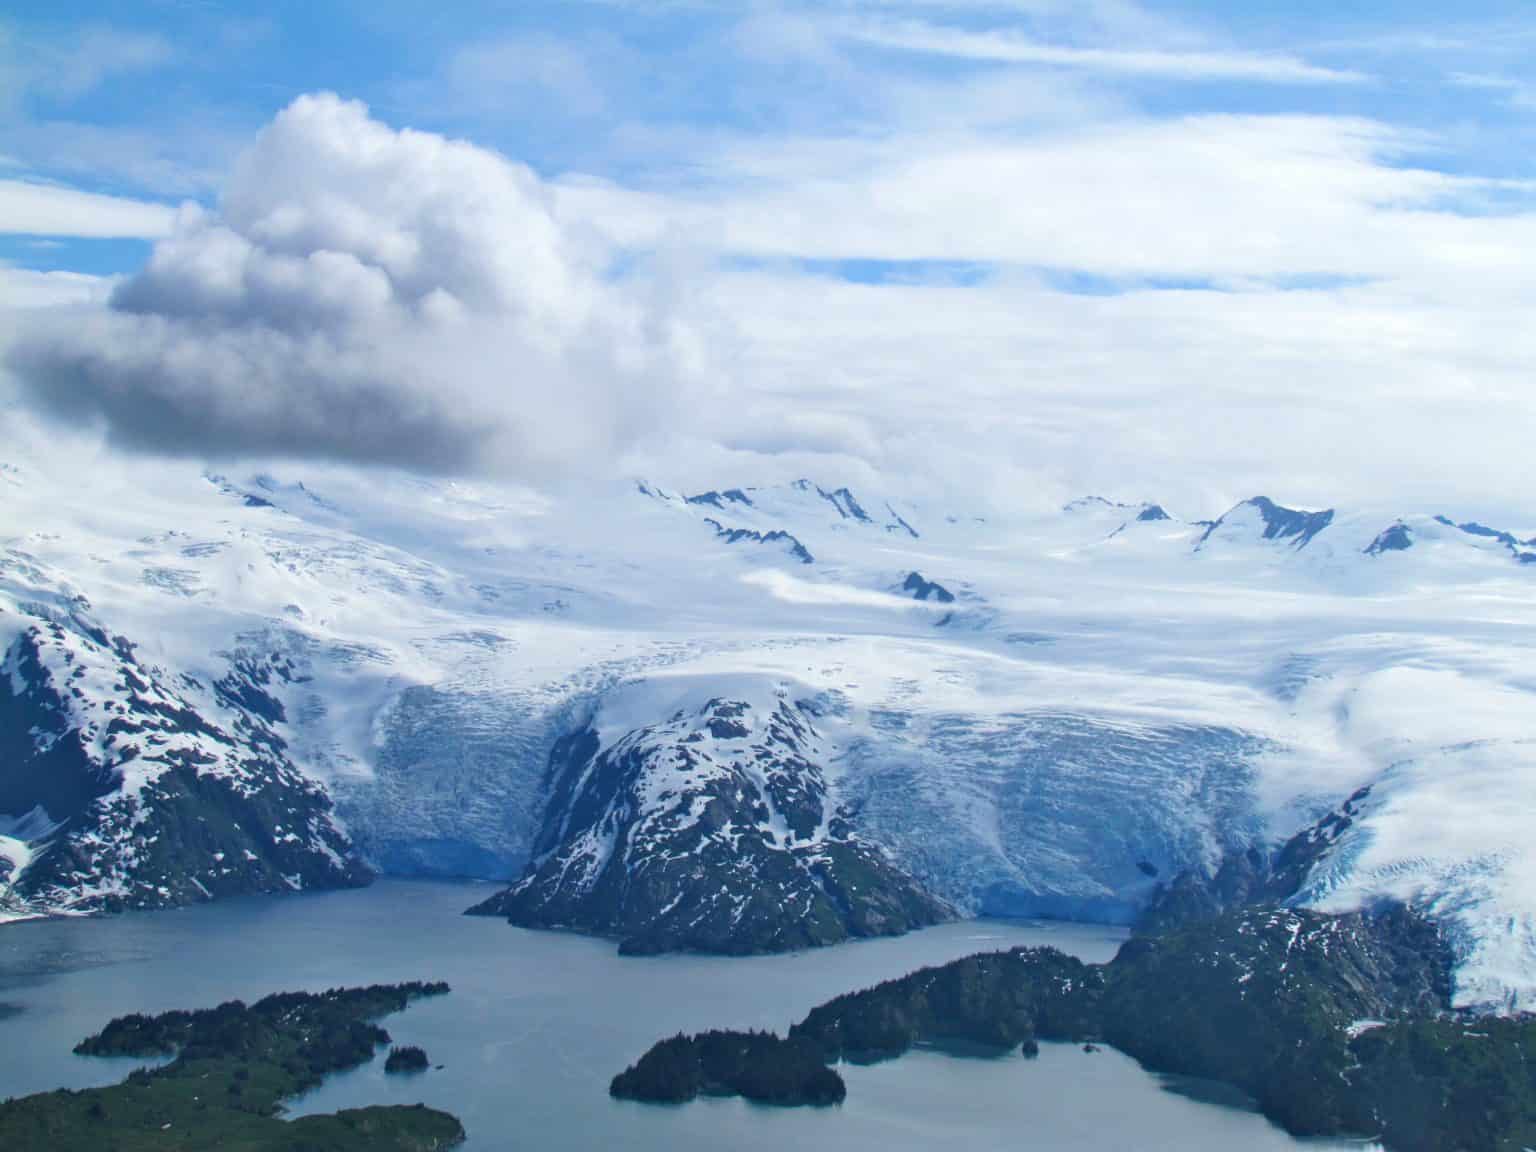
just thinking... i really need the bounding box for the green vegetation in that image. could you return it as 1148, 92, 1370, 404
617, 906, 1536, 1151
385, 1046, 430, 1074
610, 1030, 846, 1106
468, 715, 951, 957
793, 946, 1103, 1061
26, 759, 372, 915
1346, 1014, 1536, 1152
0, 982, 463, 1151
1097, 905, 1447, 1139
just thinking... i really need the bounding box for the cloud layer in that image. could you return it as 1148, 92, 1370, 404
6, 2, 1536, 522
9, 94, 700, 477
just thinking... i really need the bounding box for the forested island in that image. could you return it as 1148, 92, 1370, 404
611, 1030, 845, 1106
614, 906, 1536, 1152
386, 1045, 432, 1074
0, 981, 463, 1150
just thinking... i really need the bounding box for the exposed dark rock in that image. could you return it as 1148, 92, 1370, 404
686, 488, 754, 509
816, 485, 871, 523
1, 618, 369, 917
901, 571, 955, 603
1366, 522, 1415, 555
1065, 496, 1172, 529
212, 648, 299, 726
1198, 497, 1334, 550
0, 632, 117, 828
702, 518, 814, 564
467, 698, 949, 954
1435, 515, 1536, 565
884, 504, 920, 539
1138, 785, 1374, 936
1136, 846, 1272, 935
1439, 517, 1520, 548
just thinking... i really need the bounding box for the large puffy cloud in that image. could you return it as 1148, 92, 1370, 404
10, 78, 1536, 521
8, 93, 703, 477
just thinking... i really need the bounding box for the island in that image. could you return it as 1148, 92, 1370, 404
386, 1045, 431, 1074
614, 905, 1536, 1151
611, 1029, 845, 1106
0, 981, 464, 1150
467, 700, 951, 956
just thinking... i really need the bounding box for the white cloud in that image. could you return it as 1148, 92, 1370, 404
0, 24, 173, 108
0, 178, 176, 238
558, 114, 1536, 291
841, 18, 1366, 83
32, 26, 174, 100
0, 267, 111, 310
672, 260, 1536, 517
8, 94, 705, 478
0, 23, 230, 197
0, 117, 240, 197
11, 0, 1536, 525
1449, 71, 1536, 110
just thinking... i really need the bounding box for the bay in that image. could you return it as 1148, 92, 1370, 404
0, 880, 1371, 1150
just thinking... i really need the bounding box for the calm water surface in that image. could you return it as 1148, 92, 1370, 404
0, 880, 1371, 1150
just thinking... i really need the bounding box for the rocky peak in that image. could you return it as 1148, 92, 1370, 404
469, 695, 949, 954
1198, 497, 1335, 551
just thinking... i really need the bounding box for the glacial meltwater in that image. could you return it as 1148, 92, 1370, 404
0, 880, 1371, 1150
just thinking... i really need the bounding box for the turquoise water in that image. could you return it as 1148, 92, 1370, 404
0, 880, 1369, 1150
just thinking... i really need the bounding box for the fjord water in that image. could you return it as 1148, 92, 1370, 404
1, 881, 1364, 1151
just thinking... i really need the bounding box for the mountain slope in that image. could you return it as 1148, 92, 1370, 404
469, 688, 949, 953
3, 418, 1536, 1008
0, 604, 365, 919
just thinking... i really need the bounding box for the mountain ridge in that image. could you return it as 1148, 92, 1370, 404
3, 428, 1536, 1011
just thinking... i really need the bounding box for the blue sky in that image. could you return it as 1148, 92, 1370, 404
3, 2, 1536, 515
8, 2, 1536, 227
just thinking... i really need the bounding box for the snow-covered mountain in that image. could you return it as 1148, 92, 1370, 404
0, 589, 365, 916
467, 685, 948, 953
4, 420, 1536, 1008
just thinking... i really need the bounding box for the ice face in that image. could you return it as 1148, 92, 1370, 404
4, 427, 1536, 1007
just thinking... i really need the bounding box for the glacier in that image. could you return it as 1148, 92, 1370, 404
2, 416, 1536, 1006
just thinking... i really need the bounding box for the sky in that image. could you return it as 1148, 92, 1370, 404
3, 1, 1536, 521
